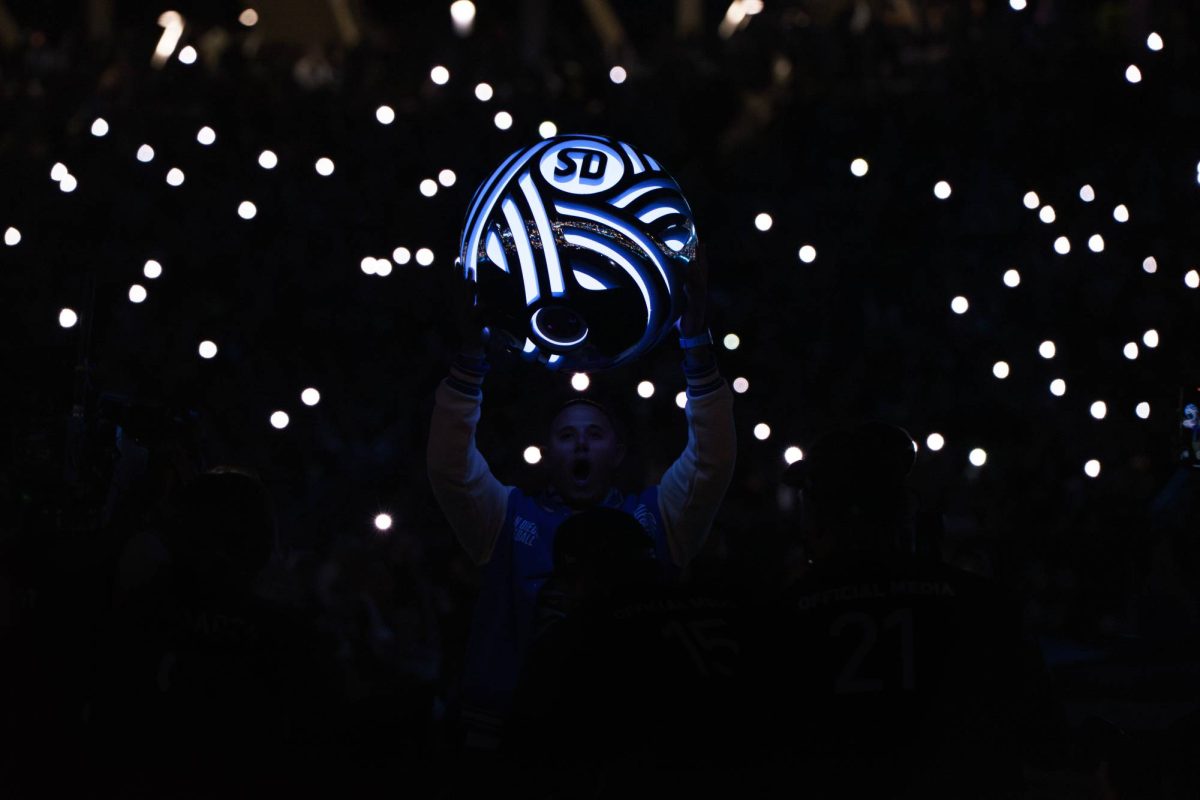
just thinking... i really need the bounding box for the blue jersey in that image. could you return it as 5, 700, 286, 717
460, 485, 672, 724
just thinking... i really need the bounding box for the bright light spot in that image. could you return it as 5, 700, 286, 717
754, 213, 773, 232
4, 227, 20, 246
494, 111, 513, 130
723, 333, 740, 350
609, 66, 627, 84
1054, 236, 1071, 255
59, 308, 78, 328
950, 295, 969, 314
969, 448, 987, 467
143, 259, 163, 279
315, 157, 335, 176
636, 381, 655, 399
798, 245, 817, 263
1143, 256, 1157, 274
153, 12, 184, 66
198, 340, 218, 359
753, 423, 771, 441
178, 45, 197, 64
538, 120, 558, 139
474, 82, 493, 102
926, 433, 945, 452
1023, 191, 1040, 209
375, 260, 393, 277
239, 8, 259, 27
784, 446, 804, 464
1186, 269, 1200, 289
1125, 64, 1142, 84
1003, 269, 1021, 287
450, 1, 476, 34
374, 513, 393, 531
1090, 401, 1107, 420
91, 118, 109, 137
1113, 204, 1129, 223
438, 169, 457, 187
1088, 234, 1105, 252
523, 446, 542, 464
50, 163, 68, 181
571, 373, 590, 392
1079, 184, 1095, 202
993, 361, 1010, 379
196, 126, 216, 146
1038, 205, 1056, 224
128, 284, 147, 303
416, 248, 434, 266
59, 174, 78, 193
1143, 329, 1159, 348
1136, 402, 1151, 419
732, 377, 749, 394
933, 180, 952, 200
1147, 32, 1164, 52
301, 388, 321, 406
430, 65, 450, 85
675, 391, 687, 409
1009, 0, 1027, 10
270, 411, 289, 430
136, 144, 154, 162
360, 257, 377, 275
375, 105, 395, 125
1123, 342, 1139, 360
850, 158, 869, 177
393, 247, 411, 265
237, 201, 257, 220
258, 150, 278, 169
1084, 460, 1101, 478
1039, 340, 1056, 359
1050, 379, 1066, 397
166, 168, 185, 186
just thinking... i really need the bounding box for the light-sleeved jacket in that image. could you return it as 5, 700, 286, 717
426, 352, 736, 735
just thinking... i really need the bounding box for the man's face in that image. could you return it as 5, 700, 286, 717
546, 403, 626, 509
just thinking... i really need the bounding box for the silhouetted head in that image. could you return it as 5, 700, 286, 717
784, 422, 917, 560
169, 469, 275, 585
545, 399, 627, 509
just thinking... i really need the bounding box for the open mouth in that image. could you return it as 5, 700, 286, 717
571, 459, 592, 483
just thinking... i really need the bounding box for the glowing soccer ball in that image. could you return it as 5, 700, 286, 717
459, 134, 697, 371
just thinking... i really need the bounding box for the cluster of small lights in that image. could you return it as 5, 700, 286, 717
636, 381, 655, 399
753, 423, 771, 441
53, 161, 78, 192
732, 377, 749, 394
1143, 256, 1157, 274
723, 333, 740, 350
571, 373, 590, 392
91, 117, 109, 137
258, 150, 278, 169
166, 167, 185, 186
1090, 401, 1107, 420
137, 144, 155, 162
197, 126, 216, 146
950, 296, 969, 314
315, 157, 335, 176
438, 169, 457, 187
523, 446, 542, 465
1038, 205, 1056, 224
933, 181, 952, 200
143, 259, 163, 279
430, 65, 450, 85
538, 121, 557, 139
1039, 340, 1056, 359
1084, 459, 1101, 478
237, 201, 257, 220
360, 257, 394, 277
374, 513, 393, 531
609, 66, 627, 84
1003, 269, 1021, 288
1079, 184, 1095, 202
198, 340, 218, 359
992, 361, 1010, 379
754, 213, 773, 232
783, 446, 803, 464
1054, 236, 1070, 255
798, 245, 817, 263
926, 433, 945, 451
301, 388, 321, 406
375, 105, 395, 125
1113, 204, 1129, 223
969, 448, 987, 467
59, 308, 78, 328
1050, 378, 1067, 397
4, 227, 20, 246
850, 158, 869, 177
1088, 234, 1105, 253
1126, 65, 1142, 84
270, 411, 289, 430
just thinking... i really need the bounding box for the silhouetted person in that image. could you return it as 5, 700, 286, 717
750, 423, 1057, 798
428, 253, 736, 751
